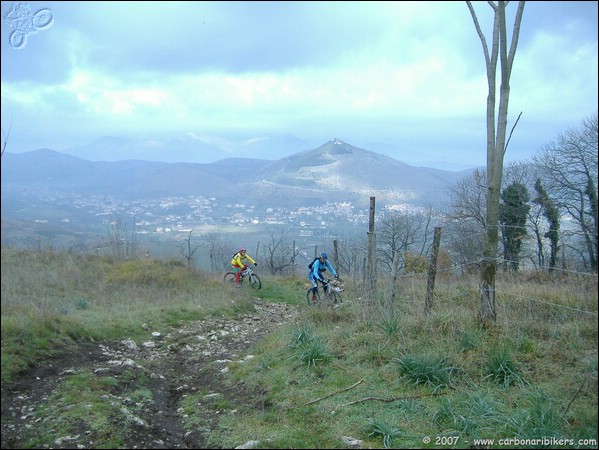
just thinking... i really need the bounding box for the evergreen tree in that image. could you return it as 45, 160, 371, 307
500, 182, 530, 271
533, 178, 560, 271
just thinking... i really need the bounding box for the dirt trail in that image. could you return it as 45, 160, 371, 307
1, 299, 300, 449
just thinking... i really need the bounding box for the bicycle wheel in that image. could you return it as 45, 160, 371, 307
329, 290, 342, 305
32, 8, 54, 29
223, 272, 236, 285
249, 273, 261, 289
306, 288, 321, 306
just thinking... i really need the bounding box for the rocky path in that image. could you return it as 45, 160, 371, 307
1, 299, 300, 449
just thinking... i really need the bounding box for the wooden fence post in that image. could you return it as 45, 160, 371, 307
366, 196, 377, 300
425, 226, 442, 314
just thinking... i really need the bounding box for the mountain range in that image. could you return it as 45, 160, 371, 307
2, 139, 473, 210
60, 133, 315, 164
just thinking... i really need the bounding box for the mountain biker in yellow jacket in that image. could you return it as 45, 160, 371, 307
231, 248, 257, 286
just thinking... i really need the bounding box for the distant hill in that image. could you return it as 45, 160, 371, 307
1, 140, 472, 208
1, 149, 270, 198
60, 133, 313, 164
211, 139, 467, 207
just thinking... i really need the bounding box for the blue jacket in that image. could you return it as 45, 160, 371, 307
310, 258, 337, 280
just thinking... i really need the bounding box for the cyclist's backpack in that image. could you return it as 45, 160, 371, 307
308, 257, 321, 271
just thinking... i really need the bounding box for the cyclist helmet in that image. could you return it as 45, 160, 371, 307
320, 252, 328, 259
240, 247, 246, 253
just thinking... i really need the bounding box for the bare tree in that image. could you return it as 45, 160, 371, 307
335, 231, 366, 281
445, 169, 487, 273
377, 208, 436, 274
448, 169, 488, 227
104, 214, 139, 261
533, 113, 598, 273
178, 228, 202, 268
466, 0, 525, 326
202, 232, 229, 272
262, 227, 300, 275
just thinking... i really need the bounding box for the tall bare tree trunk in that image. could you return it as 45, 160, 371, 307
466, 1, 525, 326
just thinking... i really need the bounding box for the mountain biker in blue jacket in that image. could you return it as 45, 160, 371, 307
309, 252, 338, 301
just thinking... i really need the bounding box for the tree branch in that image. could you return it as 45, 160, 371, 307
563, 375, 588, 414
331, 391, 447, 414
302, 379, 364, 406
504, 111, 522, 155
1, 117, 13, 158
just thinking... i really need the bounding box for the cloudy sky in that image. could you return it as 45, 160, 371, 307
1, 1, 597, 169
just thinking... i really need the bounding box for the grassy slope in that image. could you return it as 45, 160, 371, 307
1, 247, 597, 449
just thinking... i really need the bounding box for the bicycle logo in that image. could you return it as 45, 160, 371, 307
3, 3, 54, 49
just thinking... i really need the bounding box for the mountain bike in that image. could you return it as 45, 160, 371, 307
224, 265, 262, 289
306, 278, 343, 306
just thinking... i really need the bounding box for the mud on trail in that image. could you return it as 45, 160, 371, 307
1, 299, 300, 449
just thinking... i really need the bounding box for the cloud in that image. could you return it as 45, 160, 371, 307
1, 1, 597, 168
